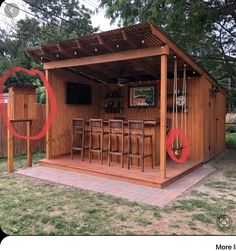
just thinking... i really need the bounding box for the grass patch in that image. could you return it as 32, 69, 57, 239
135, 217, 153, 226
188, 221, 198, 231
192, 213, 213, 224
167, 198, 229, 219
226, 132, 236, 149
169, 224, 180, 229
223, 170, 236, 179
153, 210, 162, 219
205, 181, 233, 191
191, 190, 209, 197
0, 150, 236, 235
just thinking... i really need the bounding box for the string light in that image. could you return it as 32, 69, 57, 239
94, 47, 98, 52
74, 51, 77, 55
116, 44, 119, 48
56, 54, 59, 58
141, 39, 145, 44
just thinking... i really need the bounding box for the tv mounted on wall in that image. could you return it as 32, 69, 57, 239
66, 82, 92, 105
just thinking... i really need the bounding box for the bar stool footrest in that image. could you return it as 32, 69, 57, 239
109, 151, 128, 155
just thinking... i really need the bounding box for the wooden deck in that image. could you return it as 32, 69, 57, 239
39, 155, 203, 188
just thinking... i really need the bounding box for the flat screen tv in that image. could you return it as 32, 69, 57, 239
66, 82, 92, 105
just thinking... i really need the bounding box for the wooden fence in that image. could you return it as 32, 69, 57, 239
0, 104, 46, 158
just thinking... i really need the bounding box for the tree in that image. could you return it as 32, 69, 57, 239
23, 0, 98, 41
99, 0, 236, 87
0, 0, 97, 100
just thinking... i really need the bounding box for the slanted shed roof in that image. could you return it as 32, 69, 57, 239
27, 21, 225, 95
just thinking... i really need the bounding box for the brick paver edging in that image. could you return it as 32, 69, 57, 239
16, 165, 215, 207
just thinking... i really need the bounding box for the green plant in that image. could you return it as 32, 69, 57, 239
226, 133, 236, 149
36, 86, 46, 104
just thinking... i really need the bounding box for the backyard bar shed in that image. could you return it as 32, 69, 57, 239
27, 21, 226, 188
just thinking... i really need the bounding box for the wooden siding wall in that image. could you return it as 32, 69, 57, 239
0, 104, 45, 158
46, 69, 100, 157
100, 83, 161, 165
46, 70, 226, 163
168, 77, 206, 161
203, 78, 226, 161
100, 77, 207, 162
215, 92, 226, 154
101, 83, 160, 121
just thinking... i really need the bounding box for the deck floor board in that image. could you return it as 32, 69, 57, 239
40, 155, 203, 188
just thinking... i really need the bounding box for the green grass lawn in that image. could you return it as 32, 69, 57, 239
0, 150, 236, 235
226, 132, 236, 149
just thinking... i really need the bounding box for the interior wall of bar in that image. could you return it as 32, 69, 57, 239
46, 69, 225, 164
46, 69, 100, 158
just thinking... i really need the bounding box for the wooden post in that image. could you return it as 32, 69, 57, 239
45, 69, 52, 159
160, 54, 168, 179
27, 120, 32, 167
7, 122, 14, 172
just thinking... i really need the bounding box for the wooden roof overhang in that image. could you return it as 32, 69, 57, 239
27, 21, 225, 95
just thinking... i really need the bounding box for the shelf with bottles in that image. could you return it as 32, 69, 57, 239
102, 87, 125, 114
102, 88, 124, 99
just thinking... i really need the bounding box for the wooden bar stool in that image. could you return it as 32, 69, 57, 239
89, 119, 109, 164
128, 120, 154, 172
108, 119, 128, 168
71, 118, 89, 161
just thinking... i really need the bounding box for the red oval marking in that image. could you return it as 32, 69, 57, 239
0, 67, 57, 140
166, 129, 190, 163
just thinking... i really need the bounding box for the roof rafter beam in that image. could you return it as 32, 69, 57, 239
130, 60, 159, 78
26, 51, 41, 61
122, 30, 137, 48
149, 22, 200, 73
97, 35, 114, 52
75, 39, 93, 56
121, 31, 159, 78
90, 64, 121, 80
65, 67, 108, 85
40, 46, 59, 61
148, 21, 226, 94
44, 45, 169, 70
78, 65, 113, 80
121, 62, 141, 80
57, 43, 75, 58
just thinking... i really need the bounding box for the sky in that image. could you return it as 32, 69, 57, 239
0, 0, 118, 32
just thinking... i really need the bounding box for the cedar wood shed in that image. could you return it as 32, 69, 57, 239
27, 21, 226, 188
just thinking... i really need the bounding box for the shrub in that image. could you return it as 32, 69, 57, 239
226, 125, 236, 133
36, 86, 46, 104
